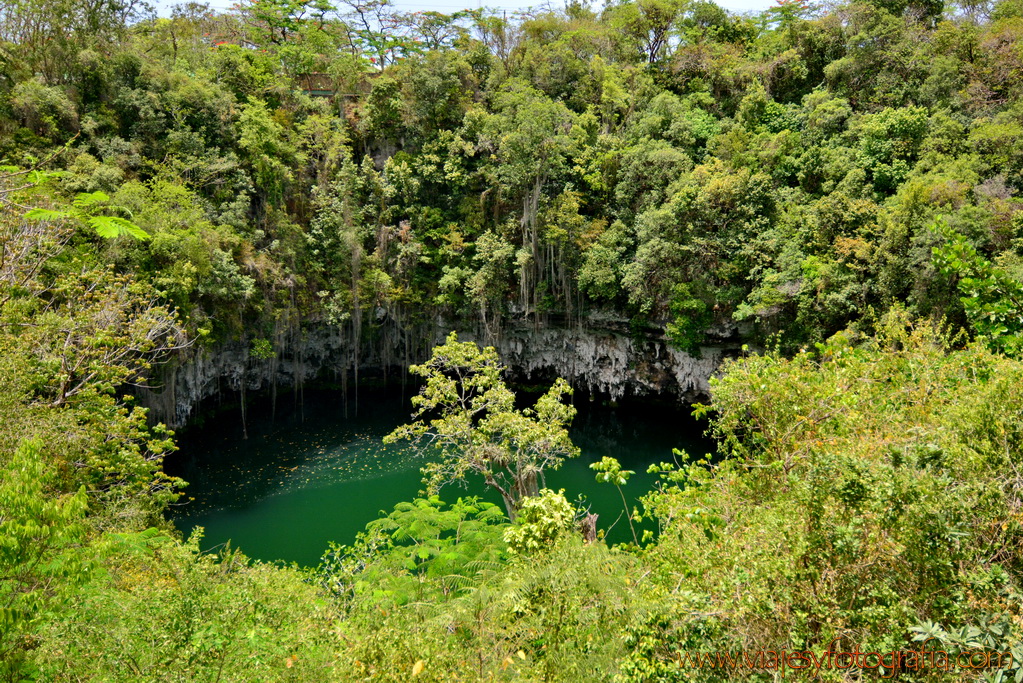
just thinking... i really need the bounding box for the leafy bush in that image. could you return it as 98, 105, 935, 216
503, 488, 577, 554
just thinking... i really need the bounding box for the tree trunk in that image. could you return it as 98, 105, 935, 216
580, 513, 598, 544
500, 492, 518, 523
517, 469, 539, 500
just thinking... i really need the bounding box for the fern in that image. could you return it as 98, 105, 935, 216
88, 216, 150, 241
24, 207, 70, 221
24, 191, 150, 241
72, 190, 111, 209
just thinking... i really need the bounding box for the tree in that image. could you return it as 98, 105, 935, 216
237, 97, 297, 207
337, 0, 421, 67
0, 439, 88, 680
24, 190, 151, 241
318, 495, 508, 606
590, 456, 639, 544
474, 82, 576, 318
238, 0, 335, 47
933, 221, 1023, 355
466, 229, 514, 339
24, 264, 188, 408
0, 190, 72, 310
0, 0, 145, 83
764, 0, 812, 30
605, 0, 691, 65
502, 488, 577, 554
385, 332, 579, 521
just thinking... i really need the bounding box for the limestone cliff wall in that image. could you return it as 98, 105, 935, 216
139, 316, 737, 429
462, 325, 727, 402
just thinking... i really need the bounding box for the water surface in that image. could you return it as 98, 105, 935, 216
168, 388, 716, 566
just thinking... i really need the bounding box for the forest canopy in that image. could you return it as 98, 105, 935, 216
3, 0, 1021, 348
1, 0, 1023, 678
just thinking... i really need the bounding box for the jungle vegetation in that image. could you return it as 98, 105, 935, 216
2, 0, 1023, 678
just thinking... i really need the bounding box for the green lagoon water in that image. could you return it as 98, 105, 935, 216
168, 387, 716, 567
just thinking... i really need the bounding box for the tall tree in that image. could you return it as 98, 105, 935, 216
385, 332, 579, 521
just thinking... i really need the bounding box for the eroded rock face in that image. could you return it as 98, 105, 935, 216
138, 327, 351, 429
463, 326, 726, 402
139, 317, 736, 429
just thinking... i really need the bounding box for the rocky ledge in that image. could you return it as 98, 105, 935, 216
138, 315, 737, 429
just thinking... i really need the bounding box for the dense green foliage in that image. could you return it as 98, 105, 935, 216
384, 331, 579, 520
2, 0, 1023, 678
2, 0, 1021, 347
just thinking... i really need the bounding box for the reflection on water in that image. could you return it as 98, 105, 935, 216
167, 388, 716, 567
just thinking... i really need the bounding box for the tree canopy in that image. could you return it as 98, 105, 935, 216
0, 0, 1022, 678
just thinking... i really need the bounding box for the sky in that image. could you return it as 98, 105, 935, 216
153, 0, 779, 19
